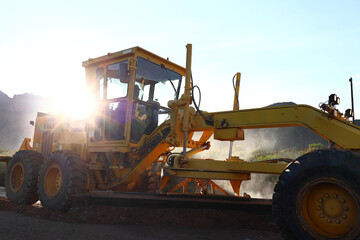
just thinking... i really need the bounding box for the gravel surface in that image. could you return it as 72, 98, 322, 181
0, 187, 281, 240
0, 211, 280, 240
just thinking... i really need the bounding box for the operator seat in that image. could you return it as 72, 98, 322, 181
144, 99, 159, 135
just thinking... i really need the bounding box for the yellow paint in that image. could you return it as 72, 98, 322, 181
9, 162, 25, 193
17, 45, 360, 206
19, 138, 32, 150
44, 164, 62, 199
299, 181, 359, 238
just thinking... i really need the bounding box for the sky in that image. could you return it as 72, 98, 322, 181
0, 0, 359, 116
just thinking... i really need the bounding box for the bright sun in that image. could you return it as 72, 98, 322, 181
54, 89, 96, 120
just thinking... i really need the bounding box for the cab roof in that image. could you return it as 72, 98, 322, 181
82, 46, 185, 75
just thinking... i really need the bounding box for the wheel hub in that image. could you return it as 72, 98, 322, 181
9, 162, 25, 193
298, 179, 359, 239
317, 194, 349, 224
44, 164, 62, 198
321, 197, 343, 218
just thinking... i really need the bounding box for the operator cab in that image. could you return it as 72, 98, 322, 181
83, 47, 185, 148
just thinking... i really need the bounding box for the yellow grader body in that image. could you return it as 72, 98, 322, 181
2, 44, 360, 240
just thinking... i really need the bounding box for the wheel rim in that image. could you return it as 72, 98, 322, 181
9, 162, 25, 193
44, 164, 62, 198
298, 178, 359, 239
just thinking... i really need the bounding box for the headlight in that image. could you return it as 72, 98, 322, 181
329, 94, 340, 106
345, 109, 353, 118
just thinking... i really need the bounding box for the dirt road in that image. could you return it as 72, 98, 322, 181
0, 187, 281, 240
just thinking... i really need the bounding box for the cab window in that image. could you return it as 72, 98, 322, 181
106, 61, 129, 99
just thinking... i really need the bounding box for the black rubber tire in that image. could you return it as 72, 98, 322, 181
273, 149, 360, 240
5, 150, 43, 204
38, 151, 87, 211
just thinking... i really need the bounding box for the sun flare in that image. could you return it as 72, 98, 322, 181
54, 89, 96, 120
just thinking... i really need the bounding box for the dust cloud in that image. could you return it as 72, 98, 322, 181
193, 126, 325, 199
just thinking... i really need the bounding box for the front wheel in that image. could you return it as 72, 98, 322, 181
273, 149, 360, 240
38, 151, 87, 211
5, 150, 43, 204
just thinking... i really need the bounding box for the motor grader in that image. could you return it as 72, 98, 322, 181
1, 44, 360, 240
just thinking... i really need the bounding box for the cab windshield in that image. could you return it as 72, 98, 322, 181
101, 57, 182, 142
134, 57, 182, 107
129, 57, 182, 142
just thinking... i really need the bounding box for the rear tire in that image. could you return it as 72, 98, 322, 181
273, 149, 360, 240
5, 150, 43, 204
38, 151, 87, 211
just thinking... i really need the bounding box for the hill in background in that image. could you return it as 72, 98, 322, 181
0, 91, 55, 150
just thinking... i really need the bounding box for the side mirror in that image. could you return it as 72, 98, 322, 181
30, 121, 34, 126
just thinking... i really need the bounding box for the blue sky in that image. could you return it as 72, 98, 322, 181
0, 0, 359, 116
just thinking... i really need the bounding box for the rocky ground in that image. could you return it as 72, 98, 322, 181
0, 187, 281, 240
